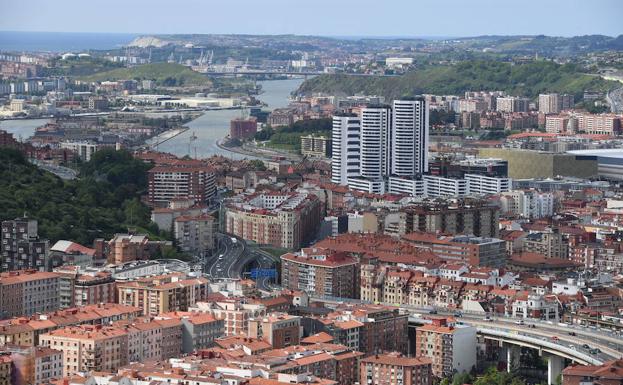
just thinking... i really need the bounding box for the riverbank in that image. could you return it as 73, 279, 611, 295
215, 138, 302, 162
147, 127, 189, 149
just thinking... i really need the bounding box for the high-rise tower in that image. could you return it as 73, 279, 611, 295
360, 105, 392, 180
391, 98, 429, 177
331, 114, 361, 185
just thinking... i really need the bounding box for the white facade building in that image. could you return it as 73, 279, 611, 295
500, 190, 555, 219
423, 175, 467, 197
391, 98, 429, 177
331, 115, 360, 185
465, 174, 511, 195
360, 106, 391, 180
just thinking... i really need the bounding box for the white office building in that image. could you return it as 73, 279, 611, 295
387, 176, 425, 196
423, 175, 468, 197
348, 177, 385, 194
331, 115, 361, 185
465, 174, 511, 195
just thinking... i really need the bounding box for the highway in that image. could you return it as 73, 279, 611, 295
204, 233, 278, 291
312, 296, 623, 364
606, 86, 623, 114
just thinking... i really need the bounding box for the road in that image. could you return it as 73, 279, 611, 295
31, 160, 78, 180
204, 233, 278, 291
312, 296, 623, 363
606, 86, 623, 114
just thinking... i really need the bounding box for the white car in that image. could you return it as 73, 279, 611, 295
515, 320, 525, 325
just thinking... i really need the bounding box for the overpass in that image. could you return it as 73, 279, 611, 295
408, 315, 616, 385
311, 295, 621, 384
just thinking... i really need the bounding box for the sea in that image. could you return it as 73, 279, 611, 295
0, 31, 138, 52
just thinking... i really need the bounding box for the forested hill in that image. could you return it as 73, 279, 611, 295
0, 148, 156, 245
296, 61, 618, 101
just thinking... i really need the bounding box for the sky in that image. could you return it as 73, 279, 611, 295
0, 0, 621, 37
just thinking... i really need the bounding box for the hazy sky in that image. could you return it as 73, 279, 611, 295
1, 0, 621, 37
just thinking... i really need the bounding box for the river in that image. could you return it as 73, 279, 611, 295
148, 78, 304, 159
0, 118, 50, 141
0, 78, 304, 159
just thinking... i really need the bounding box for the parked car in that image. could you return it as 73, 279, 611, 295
515, 320, 525, 325
568, 332, 576, 336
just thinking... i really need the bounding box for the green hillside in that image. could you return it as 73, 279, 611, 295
297, 61, 618, 101
0, 148, 160, 245
80, 63, 212, 87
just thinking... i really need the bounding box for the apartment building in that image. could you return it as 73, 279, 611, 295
577, 113, 621, 135
538, 93, 561, 114
248, 313, 301, 348
281, 247, 359, 298
115, 318, 163, 362
360, 352, 432, 385
496, 97, 529, 113
404, 200, 500, 237
1, 218, 49, 271
117, 273, 210, 316
191, 299, 267, 336
39, 325, 129, 376
331, 114, 361, 185
54, 268, 116, 309
0, 303, 141, 348
225, 192, 322, 250
107, 233, 149, 264
5, 346, 63, 385
147, 165, 216, 207
403, 233, 507, 267
301, 134, 331, 158
499, 190, 555, 219
415, 318, 476, 378
173, 214, 216, 254
178, 312, 224, 352
0, 270, 60, 318
545, 115, 576, 134
522, 230, 569, 259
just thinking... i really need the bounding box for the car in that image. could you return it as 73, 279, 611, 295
454, 311, 463, 317
515, 320, 525, 325
590, 348, 601, 354
429, 310, 438, 315
582, 344, 590, 349
568, 332, 577, 336
483, 316, 493, 322
551, 336, 559, 341
529, 324, 536, 329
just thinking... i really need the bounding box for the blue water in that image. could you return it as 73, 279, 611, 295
0, 31, 138, 52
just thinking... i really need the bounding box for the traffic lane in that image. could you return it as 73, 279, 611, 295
467, 315, 623, 349
465, 319, 620, 360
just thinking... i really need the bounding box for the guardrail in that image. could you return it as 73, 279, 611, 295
479, 327, 603, 365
